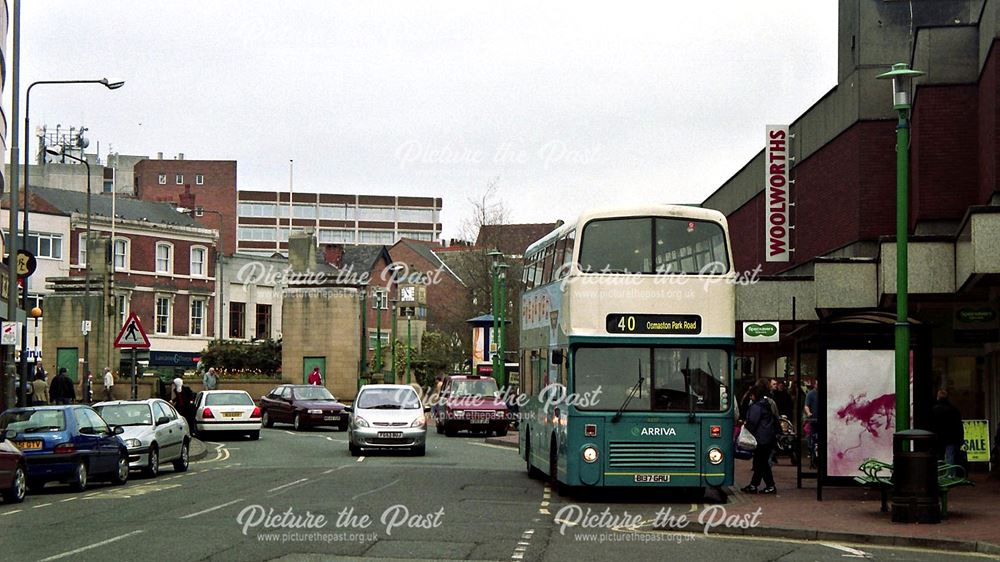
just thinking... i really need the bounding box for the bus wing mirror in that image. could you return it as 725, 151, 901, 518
551, 350, 564, 364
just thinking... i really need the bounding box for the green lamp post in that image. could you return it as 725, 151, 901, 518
876, 62, 923, 432
487, 250, 504, 384
497, 263, 509, 387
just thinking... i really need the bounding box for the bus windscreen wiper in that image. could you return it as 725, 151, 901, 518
685, 357, 696, 423
612, 360, 643, 423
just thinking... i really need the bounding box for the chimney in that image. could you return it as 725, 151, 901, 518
156, 152, 163, 160
323, 244, 345, 268
179, 184, 196, 210
178, 153, 184, 160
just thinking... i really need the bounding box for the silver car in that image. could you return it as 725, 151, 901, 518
347, 385, 428, 456
93, 399, 191, 477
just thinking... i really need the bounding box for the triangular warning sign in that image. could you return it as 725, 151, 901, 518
114, 312, 151, 348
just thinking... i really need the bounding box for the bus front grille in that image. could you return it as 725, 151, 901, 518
608, 442, 697, 469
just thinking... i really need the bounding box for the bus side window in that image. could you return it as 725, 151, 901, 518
541, 244, 554, 284
563, 230, 575, 271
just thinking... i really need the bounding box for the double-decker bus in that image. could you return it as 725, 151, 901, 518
518, 205, 736, 495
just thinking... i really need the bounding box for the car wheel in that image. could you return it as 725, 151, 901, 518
412, 445, 426, 456
444, 424, 457, 437
338, 423, 349, 432
250, 431, 261, 441
2, 465, 26, 503
293, 414, 303, 431
496, 428, 508, 437
27, 479, 44, 493
69, 461, 88, 492
262, 410, 273, 428
349, 442, 361, 457
144, 445, 159, 478
173, 441, 190, 472
111, 454, 129, 485
435, 421, 444, 434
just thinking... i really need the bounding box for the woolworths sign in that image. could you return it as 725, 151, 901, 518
742, 322, 779, 343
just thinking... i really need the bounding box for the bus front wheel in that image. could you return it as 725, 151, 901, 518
525, 436, 543, 479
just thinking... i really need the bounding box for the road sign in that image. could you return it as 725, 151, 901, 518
16, 249, 37, 278
81, 320, 92, 335
1, 322, 17, 345
114, 312, 151, 348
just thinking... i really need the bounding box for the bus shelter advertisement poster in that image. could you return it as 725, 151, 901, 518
826, 349, 896, 477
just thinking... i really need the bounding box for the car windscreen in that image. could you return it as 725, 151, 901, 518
356, 388, 421, 410
450, 378, 498, 397
0, 409, 67, 432
292, 387, 336, 401
94, 404, 153, 426
205, 393, 254, 406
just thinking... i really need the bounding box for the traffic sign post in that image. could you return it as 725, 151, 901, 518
114, 312, 150, 399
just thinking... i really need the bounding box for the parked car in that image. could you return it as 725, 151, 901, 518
259, 385, 348, 431
434, 375, 509, 437
0, 429, 27, 503
93, 399, 191, 477
0, 405, 129, 492
347, 384, 428, 456
194, 390, 262, 439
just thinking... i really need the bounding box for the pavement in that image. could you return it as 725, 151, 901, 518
189, 437, 208, 462
483, 430, 1000, 556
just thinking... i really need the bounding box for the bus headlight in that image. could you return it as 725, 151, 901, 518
707, 447, 724, 465
582, 446, 599, 464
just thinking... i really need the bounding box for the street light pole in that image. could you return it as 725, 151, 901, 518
46, 149, 92, 402
497, 263, 508, 388
19, 78, 124, 406
406, 309, 412, 385
877, 63, 923, 432
487, 250, 502, 381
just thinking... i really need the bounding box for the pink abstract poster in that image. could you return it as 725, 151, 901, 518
826, 349, 896, 477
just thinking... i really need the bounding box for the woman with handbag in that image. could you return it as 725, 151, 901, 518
740, 382, 777, 494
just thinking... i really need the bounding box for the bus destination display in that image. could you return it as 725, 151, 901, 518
606, 314, 702, 335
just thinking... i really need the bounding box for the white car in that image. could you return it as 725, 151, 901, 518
347, 384, 428, 456
93, 399, 191, 477
194, 391, 262, 440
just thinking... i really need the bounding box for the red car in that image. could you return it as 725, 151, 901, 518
434, 375, 509, 437
259, 385, 348, 431
0, 430, 27, 503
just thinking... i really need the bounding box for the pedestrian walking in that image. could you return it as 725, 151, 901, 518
931, 389, 964, 468
772, 380, 793, 419
103, 368, 115, 401
50, 368, 76, 405
31, 371, 49, 405
741, 382, 777, 494
203, 367, 219, 391
308, 367, 323, 386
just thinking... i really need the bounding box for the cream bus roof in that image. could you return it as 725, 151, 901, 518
525, 204, 728, 257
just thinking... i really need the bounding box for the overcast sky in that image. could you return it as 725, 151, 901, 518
6, 1, 838, 241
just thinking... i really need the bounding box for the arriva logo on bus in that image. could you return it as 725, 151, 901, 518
631, 427, 677, 437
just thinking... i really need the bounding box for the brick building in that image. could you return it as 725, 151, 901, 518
702, 1, 1000, 437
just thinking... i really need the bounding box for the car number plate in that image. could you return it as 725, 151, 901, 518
377, 432, 403, 438
222, 412, 242, 418
470, 419, 489, 424
14, 440, 42, 450
634, 474, 670, 483
324, 416, 340, 421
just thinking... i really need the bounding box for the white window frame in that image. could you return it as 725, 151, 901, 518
190, 246, 208, 277
78, 233, 87, 266
190, 298, 206, 336
195, 174, 204, 185
175, 173, 184, 185
155, 242, 174, 274
371, 288, 388, 310
158, 174, 167, 185
155, 295, 173, 335
113, 238, 130, 270
116, 293, 130, 329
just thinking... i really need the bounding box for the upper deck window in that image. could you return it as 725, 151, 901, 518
578, 217, 729, 274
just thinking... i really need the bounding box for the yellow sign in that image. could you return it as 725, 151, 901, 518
963, 420, 991, 462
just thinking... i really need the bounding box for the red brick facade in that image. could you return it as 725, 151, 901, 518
134, 159, 238, 255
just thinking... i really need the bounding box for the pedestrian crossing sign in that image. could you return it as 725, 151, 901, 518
114, 312, 151, 348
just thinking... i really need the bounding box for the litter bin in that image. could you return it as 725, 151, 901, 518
891, 429, 940, 523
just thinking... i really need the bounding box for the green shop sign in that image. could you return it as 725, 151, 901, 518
742, 321, 779, 342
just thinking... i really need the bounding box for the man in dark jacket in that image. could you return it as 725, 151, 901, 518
50, 368, 76, 405
930, 389, 964, 466
741, 383, 777, 494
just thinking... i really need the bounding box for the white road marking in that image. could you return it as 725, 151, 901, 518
351, 478, 400, 501
511, 528, 536, 561
1, 509, 22, 516
356, 456, 365, 463
36, 530, 145, 562
539, 508, 550, 515
267, 478, 309, 493
59, 498, 77, 503
471, 442, 515, 451
821, 543, 872, 558
33, 503, 52, 509
179, 498, 245, 519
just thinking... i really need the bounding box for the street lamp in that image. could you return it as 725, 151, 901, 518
30, 307, 41, 375
487, 250, 504, 383
389, 297, 398, 383
45, 148, 92, 402
17, 77, 124, 406
876, 62, 923, 432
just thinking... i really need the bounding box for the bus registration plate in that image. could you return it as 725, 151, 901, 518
634, 474, 670, 483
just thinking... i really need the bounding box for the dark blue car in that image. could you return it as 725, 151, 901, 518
0, 405, 130, 492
